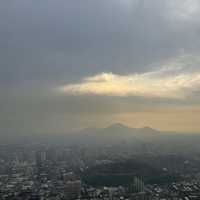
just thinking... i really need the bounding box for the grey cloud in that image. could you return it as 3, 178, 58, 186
1, 0, 200, 85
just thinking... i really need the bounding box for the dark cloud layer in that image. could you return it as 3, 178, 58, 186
1, 0, 200, 85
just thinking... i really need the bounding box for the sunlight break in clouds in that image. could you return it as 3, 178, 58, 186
58, 66, 200, 99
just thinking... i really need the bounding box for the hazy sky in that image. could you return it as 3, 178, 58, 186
1, 0, 200, 135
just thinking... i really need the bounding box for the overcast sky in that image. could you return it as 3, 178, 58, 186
1, 0, 200, 135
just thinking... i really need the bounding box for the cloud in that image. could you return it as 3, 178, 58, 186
1, 0, 200, 86
167, 0, 200, 21
58, 55, 200, 99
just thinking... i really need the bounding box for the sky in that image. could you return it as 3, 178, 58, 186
1, 0, 200, 135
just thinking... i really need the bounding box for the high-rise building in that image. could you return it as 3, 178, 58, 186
129, 177, 144, 194
63, 180, 81, 200
35, 151, 47, 172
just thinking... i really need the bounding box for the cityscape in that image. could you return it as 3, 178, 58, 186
1, 135, 200, 200
1, 0, 200, 200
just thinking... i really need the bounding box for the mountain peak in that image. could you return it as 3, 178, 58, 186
107, 123, 130, 129
139, 126, 158, 133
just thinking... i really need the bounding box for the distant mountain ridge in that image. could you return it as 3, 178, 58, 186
0, 123, 158, 145
2, 123, 200, 155
59, 123, 160, 146
94, 123, 159, 138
